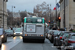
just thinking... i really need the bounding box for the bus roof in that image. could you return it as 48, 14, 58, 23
24, 17, 44, 19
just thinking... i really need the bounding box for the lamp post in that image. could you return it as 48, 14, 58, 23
3, 0, 5, 29
12, 6, 15, 26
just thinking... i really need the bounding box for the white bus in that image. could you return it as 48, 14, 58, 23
23, 16, 45, 43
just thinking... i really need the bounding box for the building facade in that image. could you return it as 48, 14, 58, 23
59, 0, 75, 31
0, 0, 8, 29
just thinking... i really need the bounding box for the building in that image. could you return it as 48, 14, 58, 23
59, 0, 75, 31
0, 0, 8, 29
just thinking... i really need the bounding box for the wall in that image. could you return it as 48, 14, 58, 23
0, 0, 8, 29
69, 0, 75, 29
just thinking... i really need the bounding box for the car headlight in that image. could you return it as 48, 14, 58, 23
20, 33, 22, 34
14, 33, 16, 34
1, 35, 4, 38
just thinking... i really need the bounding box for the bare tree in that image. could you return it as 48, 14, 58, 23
33, 2, 51, 22
20, 11, 27, 22
7, 9, 13, 26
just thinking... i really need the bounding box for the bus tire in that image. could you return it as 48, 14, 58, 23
23, 37, 25, 43
42, 39, 44, 43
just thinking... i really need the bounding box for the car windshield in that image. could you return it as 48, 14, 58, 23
54, 31, 60, 34
63, 32, 70, 37
5, 29, 13, 33
15, 28, 22, 32
64, 33, 69, 36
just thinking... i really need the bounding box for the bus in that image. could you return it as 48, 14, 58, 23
22, 16, 45, 43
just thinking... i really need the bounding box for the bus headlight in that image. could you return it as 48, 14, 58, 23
20, 33, 22, 34
1, 35, 4, 38
14, 33, 16, 35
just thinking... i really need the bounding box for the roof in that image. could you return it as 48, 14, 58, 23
24, 17, 43, 19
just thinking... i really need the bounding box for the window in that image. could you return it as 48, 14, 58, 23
26, 18, 43, 23
73, 0, 75, 2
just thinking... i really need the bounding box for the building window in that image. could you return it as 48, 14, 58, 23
73, 0, 75, 2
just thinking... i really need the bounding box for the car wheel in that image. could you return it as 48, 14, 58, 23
2, 38, 5, 43
0, 44, 2, 48
50, 37, 53, 43
0, 40, 2, 48
53, 42, 56, 46
5, 36, 7, 42
56, 39, 58, 46
53, 39, 56, 46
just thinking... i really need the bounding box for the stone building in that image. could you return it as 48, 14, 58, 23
59, 0, 75, 31
0, 0, 8, 29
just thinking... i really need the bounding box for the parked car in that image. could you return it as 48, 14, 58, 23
45, 28, 50, 38
13, 28, 23, 37
53, 31, 69, 46
48, 30, 61, 43
0, 28, 7, 43
62, 33, 75, 50
5, 29, 14, 36
45, 30, 52, 39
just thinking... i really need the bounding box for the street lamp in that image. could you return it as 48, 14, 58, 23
12, 6, 15, 26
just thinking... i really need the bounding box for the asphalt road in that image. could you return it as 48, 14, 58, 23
0, 36, 58, 50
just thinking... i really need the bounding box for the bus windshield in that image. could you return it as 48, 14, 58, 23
25, 17, 44, 23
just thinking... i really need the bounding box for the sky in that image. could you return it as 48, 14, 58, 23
7, 0, 59, 13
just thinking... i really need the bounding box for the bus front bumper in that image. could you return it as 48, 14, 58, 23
23, 36, 45, 40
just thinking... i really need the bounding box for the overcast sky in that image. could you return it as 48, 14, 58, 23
7, 0, 59, 13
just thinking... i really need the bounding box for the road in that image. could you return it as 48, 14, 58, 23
0, 36, 58, 50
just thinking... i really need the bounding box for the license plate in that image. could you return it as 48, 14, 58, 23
31, 34, 37, 36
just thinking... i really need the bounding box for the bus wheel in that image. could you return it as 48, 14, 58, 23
41, 39, 44, 43
23, 37, 25, 43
